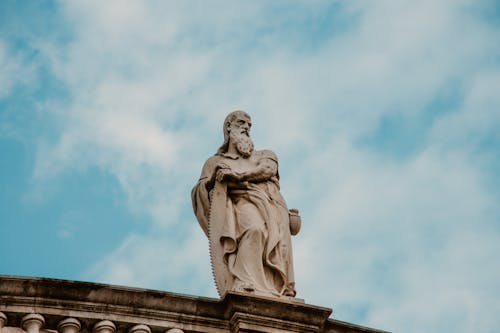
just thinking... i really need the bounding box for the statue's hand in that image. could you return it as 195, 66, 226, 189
207, 162, 232, 188
216, 168, 241, 182
216, 162, 231, 170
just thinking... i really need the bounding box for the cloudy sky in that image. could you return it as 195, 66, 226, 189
1, 1, 499, 332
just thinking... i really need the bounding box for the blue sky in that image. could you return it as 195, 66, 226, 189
1, 1, 500, 332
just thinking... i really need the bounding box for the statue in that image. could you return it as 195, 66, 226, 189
191, 110, 301, 298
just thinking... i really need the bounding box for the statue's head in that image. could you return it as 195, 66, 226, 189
217, 110, 253, 157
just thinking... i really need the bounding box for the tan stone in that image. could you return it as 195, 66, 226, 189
57, 318, 81, 333
93, 321, 115, 333
21, 314, 44, 333
0, 312, 7, 330
129, 325, 151, 333
0, 276, 388, 333
192, 111, 300, 299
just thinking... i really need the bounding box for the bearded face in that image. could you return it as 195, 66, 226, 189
229, 124, 254, 158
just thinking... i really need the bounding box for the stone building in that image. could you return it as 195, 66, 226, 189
0, 275, 386, 333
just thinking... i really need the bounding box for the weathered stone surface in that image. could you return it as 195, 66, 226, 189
0, 275, 387, 333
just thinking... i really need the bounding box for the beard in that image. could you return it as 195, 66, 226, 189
229, 130, 254, 158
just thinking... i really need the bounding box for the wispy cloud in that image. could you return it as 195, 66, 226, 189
0, 40, 36, 100
2, 1, 499, 332
84, 224, 216, 297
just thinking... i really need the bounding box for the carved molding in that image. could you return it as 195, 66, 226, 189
0, 275, 387, 333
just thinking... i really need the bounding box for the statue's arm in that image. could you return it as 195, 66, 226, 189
203, 157, 232, 191
239, 150, 278, 183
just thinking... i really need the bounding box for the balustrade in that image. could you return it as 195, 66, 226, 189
0, 276, 383, 333
0, 313, 184, 333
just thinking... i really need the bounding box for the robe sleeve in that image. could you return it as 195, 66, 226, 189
260, 149, 278, 164
191, 156, 218, 236
260, 149, 280, 181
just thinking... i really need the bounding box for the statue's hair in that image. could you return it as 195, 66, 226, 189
216, 110, 251, 155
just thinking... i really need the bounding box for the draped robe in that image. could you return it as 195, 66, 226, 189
191, 150, 296, 297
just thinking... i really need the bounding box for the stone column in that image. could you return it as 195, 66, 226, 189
93, 321, 116, 333
0, 312, 7, 331
58, 318, 81, 333
129, 325, 150, 333
21, 314, 45, 333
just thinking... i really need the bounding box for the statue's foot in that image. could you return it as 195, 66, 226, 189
283, 282, 296, 297
243, 284, 255, 292
233, 280, 255, 293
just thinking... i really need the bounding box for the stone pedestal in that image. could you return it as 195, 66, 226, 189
0, 275, 387, 333
223, 292, 329, 333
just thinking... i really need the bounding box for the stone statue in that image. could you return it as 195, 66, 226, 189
192, 110, 301, 298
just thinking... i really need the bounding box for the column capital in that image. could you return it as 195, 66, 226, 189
0, 312, 7, 328
21, 314, 45, 333
58, 318, 81, 333
128, 324, 150, 333
93, 320, 116, 333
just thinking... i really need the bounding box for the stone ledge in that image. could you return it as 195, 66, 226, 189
0, 275, 388, 333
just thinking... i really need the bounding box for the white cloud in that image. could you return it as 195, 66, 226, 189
0, 40, 35, 99
429, 69, 500, 151
21, 1, 500, 332
293, 142, 498, 331
84, 223, 216, 297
